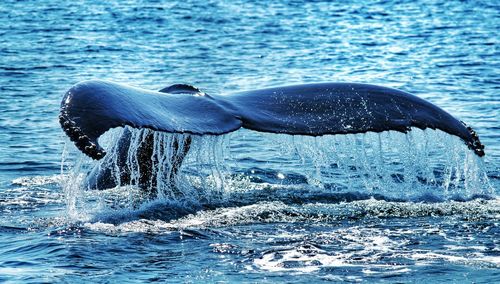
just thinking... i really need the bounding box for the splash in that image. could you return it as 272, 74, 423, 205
60, 127, 494, 220
60, 127, 231, 219
242, 129, 494, 200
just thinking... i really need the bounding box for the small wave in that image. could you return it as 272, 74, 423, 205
78, 198, 499, 235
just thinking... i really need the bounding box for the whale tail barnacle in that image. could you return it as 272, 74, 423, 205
59, 109, 106, 160
461, 121, 485, 157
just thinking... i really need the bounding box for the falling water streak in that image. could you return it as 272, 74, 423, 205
361, 134, 375, 191
451, 140, 465, 194
384, 132, 401, 193
299, 136, 321, 188
332, 135, 354, 192
210, 136, 223, 198
476, 158, 495, 195
60, 139, 68, 177
358, 134, 373, 192
442, 133, 454, 193
218, 136, 231, 199
374, 133, 386, 192
292, 136, 307, 167
61, 147, 91, 220
350, 135, 365, 190
126, 129, 140, 188
403, 132, 416, 198
111, 132, 122, 188
317, 137, 339, 188
420, 130, 435, 192
153, 131, 165, 198
60, 141, 77, 218
193, 137, 208, 195
150, 130, 164, 197
381, 132, 397, 193
60, 127, 494, 220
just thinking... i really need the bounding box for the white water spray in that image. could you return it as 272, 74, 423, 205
61, 127, 493, 219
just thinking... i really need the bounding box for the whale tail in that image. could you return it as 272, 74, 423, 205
60, 80, 485, 160
59, 80, 241, 160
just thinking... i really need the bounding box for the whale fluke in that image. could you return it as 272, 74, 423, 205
60, 80, 485, 160
59, 80, 242, 159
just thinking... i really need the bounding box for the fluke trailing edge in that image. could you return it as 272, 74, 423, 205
59, 80, 485, 160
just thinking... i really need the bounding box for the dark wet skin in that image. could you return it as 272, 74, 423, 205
79, 84, 196, 197
59, 80, 485, 195
83, 128, 191, 198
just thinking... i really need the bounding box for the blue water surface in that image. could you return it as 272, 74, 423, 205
0, 0, 499, 283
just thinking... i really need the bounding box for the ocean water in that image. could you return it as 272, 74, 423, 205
0, 0, 499, 282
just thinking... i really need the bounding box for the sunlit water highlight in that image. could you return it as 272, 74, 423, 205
0, 0, 498, 282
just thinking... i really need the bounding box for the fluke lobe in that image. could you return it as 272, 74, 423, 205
60, 80, 485, 160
